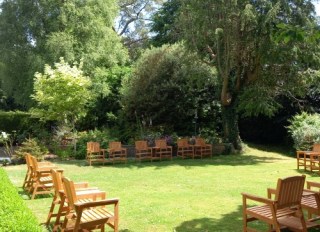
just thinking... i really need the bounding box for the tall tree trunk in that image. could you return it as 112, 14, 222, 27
221, 99, 242, 151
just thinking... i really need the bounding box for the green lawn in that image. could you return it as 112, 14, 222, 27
4, 144, 320, 232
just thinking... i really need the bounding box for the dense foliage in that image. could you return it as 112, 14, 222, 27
287, 112, 320, 150
121, 43, 219, 137
0, 0, 128, 109
0, 168, 43, 231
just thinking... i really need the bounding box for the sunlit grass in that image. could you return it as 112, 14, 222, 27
4, 144, 320, 232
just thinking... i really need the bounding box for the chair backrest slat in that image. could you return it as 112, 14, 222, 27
313, 144, 320, 152
135, 141, 148, 150
62, 177, 77, 209
275, 175, 305, 208
155, 139, 167, 148
110, 141, 122, 150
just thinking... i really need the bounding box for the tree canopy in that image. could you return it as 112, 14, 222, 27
121, 43, 219, 136
178, 0, 320, 149
31, 58, 92, 130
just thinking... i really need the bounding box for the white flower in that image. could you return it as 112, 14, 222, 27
1, 132, 8, 139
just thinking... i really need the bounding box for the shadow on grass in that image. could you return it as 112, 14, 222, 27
173, 204, 317, 232
53, 153, 287, 171
174, 205, 243, 232
52, 143, 295, 170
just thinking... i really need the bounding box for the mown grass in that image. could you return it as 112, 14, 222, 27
4, 144, 320, 232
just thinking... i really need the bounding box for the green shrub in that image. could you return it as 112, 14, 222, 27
287, 112, 320, 150
75, 129, 116, 159
0, 168, 43, 231
14, 138, 49, 161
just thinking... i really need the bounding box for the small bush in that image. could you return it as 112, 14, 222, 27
0, 168, 43, 231
14, 138, 48, 161
287, 112, 320, 150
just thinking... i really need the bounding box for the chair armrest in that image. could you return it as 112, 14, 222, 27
242, 192, 274, 205
75, 198, 119, 210
307, 181, 320, 190
267, 188, 276, 199
303, 189, 318, 196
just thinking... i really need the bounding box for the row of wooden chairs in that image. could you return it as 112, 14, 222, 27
135, 138, 212, 162
296, 144, 320, 174
22, 153, 119, 231
86, 141, 127, 166
242, 175, 320, 231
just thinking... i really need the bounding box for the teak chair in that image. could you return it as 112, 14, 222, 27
300, 180, 320, 222
296, 144, 320, 171
23, 153, 55, 192
61, 177, 119, 232
29, 155, 63, 199
46, 169, 103, 231
135, 140, 152, 162
242, 175, 315, 232
86, 142, 107, 166
153, 139, 172, 161
194, 138, 212, 159
177, 139, 194, 159
108, 141, 127, 164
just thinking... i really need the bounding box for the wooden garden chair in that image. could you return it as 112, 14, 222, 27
135, 140, 152, 162
61, 177, 119, 232
177, 138, 194, 159
300, 180, 320, 222
29, 155, 63, 199
242, 175, 317, 232
108, 141, 127, 164
193, 138, 212, 159
153, 139, 172, 161
46, 169, 103, 231
296, 144, 320, 171
22, 153, 55, 192
86, 142, 107, 166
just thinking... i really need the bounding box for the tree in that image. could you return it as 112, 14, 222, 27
0, 0, 128, 111
31, 58, 92, 132
179, 0, 320, 149
150, 0, 181, 47
121, 43, 219, 137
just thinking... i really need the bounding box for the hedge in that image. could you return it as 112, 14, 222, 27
0, 168, 43, 231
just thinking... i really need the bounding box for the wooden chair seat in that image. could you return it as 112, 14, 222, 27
246, 204, 298, 220
64, 207, 115, 231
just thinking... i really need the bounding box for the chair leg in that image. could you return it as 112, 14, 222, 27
46, 195, 58, 226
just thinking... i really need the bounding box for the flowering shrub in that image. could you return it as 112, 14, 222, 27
287, 112, 320, 150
